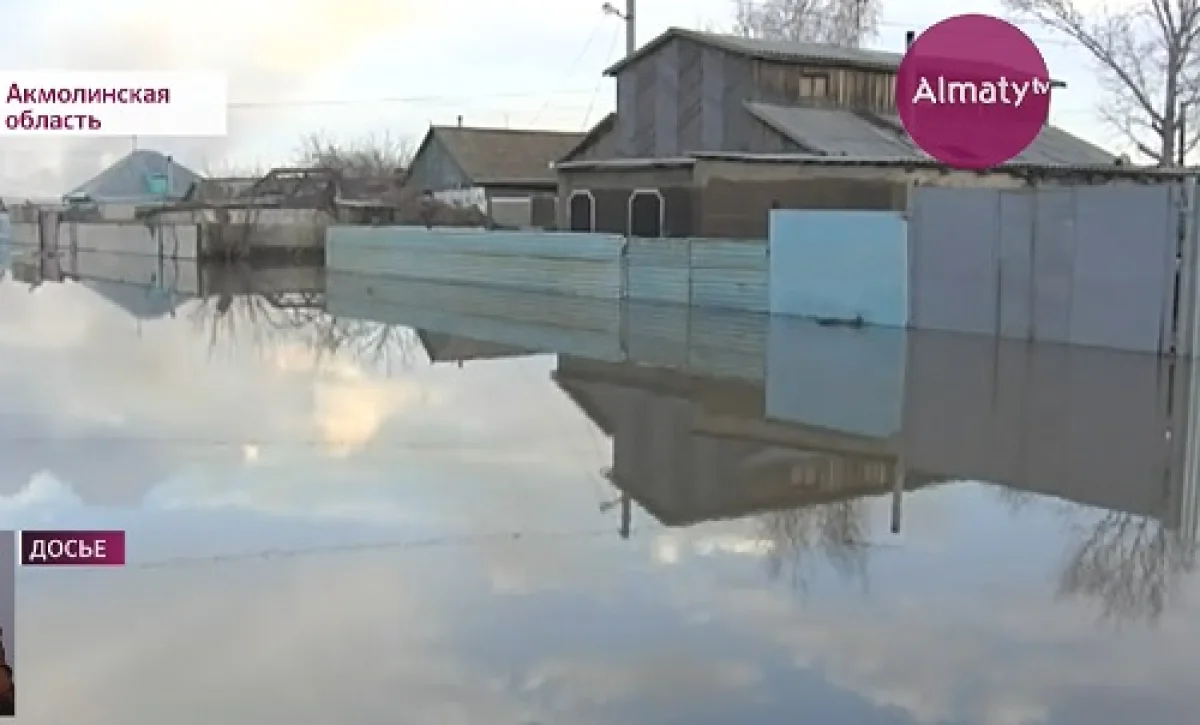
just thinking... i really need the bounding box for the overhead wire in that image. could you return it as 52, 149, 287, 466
581, 25, 623, 130
530, 18, 609, 125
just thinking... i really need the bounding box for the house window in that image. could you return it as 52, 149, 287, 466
569, 190, 595, 232
798, 73, 829, 99
628, 189, 663, 238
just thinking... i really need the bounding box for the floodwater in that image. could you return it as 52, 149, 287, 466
2, 248, 1200, 725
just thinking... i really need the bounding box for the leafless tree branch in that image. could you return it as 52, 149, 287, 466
1004, 0, 1200, 164
731, 0, 881, 47
1058, 511, 1196, 624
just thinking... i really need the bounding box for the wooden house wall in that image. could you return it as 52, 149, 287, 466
748, 60, 897, 112
404, 135, 473, 193
609, 37, 897, 159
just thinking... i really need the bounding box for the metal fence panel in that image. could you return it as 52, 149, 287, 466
1068, 185, 1177, 353
327, 226, 625, 299
627, 238, 690, 304
909, 187, 1000, 335
689, 240, 768, 312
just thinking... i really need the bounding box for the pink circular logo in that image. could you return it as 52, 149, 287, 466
896, 14, 1052, 169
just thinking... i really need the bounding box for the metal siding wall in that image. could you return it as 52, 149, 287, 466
1070, 186, 1177, 352
909, 188, 1000, 334
768, 210, 908, 325
627, 238, 690, 303
909, 184, 1181, 354
689, 240, 768, 312
326, 226, 625, 298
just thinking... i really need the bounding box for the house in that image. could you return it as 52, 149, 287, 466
404, 124, 586, 229
553, 355, 910, 528
554, 27, 1146, 238
179, 176, 258, 204
65, 149, 201, 220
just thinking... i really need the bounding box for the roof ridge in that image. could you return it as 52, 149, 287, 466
433, 125, 584, 136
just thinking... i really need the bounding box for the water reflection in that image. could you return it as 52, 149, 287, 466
2, 254, 1200, 724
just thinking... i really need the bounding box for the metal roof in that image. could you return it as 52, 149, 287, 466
745, 103, 1119, 168
746, 103, 922, 158
67, 149, 200, 202
419, 126, 587, 185
557, 151, 1191, 182
605, 27, 904, 76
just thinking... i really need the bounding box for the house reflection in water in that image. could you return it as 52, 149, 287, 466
553, 319, 1200, 548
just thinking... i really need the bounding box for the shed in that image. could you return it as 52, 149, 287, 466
405, 125, 586, 229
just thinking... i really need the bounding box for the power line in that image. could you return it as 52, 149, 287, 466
531, 18, 609, 125
582, 26, 624, 130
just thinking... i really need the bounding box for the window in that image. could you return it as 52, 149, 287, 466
568, 190, 595, 232
798, 73, 829, 99
627, 190, 663, 238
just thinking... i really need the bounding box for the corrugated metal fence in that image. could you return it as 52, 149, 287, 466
326, 226, 769, 313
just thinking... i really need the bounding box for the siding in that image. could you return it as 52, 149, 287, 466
327, 226, 625, 298
326, 227, 771, 313
689, 240, 768, 312
908, 185, 1181, 354
768, 210, 908, 325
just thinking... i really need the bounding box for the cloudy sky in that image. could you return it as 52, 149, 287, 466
0, 0, 1112, 197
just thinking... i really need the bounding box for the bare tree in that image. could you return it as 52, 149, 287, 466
731, 0, 881, 47
758, 499, 872, 590
1004, 0, 1200, 165
296, 131, 414, 176
1058, 511, 1196, 624
188, 266, 421, 374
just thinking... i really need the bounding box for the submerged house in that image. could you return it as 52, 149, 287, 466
555, 27, 1139, 238
65, 149, 201, 220
404, 124, 586, 229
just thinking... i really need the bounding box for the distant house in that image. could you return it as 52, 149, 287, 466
66, 149, 201, 220
404, 125, 586, 229
179, 176, 258, 204
555, 27, 1149, 238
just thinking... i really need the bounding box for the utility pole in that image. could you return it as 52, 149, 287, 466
625, 0, 636, 57
602, 1, 636, 57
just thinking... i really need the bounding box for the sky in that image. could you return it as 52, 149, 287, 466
0, 0, 1114, 198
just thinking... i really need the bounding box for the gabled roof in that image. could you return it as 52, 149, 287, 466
67, 149, 201, 202
415, 126, 587, 185
557, 113, 617, 165
606, 27, 905, 77
82, 279, 185, 320
743, 102, 1117, 167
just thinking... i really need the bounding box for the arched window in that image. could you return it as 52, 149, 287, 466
627, 189, 663, 238
568, 190, 595, 232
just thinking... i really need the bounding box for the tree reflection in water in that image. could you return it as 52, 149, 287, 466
756, 499, 871, 592
188, 269, 420, 373
1058, 511, 1196, 625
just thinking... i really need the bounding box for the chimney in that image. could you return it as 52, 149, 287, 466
457, 115, 463, 127
905, 30, 915, 48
